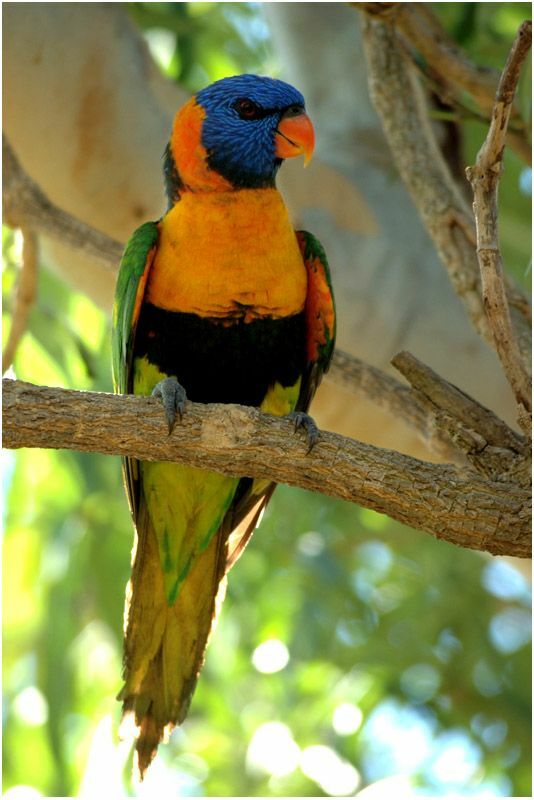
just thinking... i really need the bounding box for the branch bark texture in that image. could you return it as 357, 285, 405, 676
466, 21, 532, 432
3, 380, 531, 559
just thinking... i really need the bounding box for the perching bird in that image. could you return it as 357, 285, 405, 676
112, 74, 335, 777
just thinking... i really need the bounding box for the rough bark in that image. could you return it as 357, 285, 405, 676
465, 21, 532, 433
3, 379, 530, 559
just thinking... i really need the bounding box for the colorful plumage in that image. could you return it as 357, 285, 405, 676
112, 74, 335, 776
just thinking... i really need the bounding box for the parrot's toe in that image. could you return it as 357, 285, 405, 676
287, 411, 319, 453
152, 376, 188, 434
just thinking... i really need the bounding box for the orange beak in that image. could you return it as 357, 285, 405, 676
275, 111, 315, 166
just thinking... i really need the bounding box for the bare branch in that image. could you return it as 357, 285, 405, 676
2, 136, 124, 270
358, 2, 498, 101
328, 350, 459, 461
392, 351, 529, 482
354, 2, 531, 162
465, 21, 532, 434
359, 14, 486, 337
392, 351, 525, 449
3, 379, 531, 558
2, 229, 38, 373
358, 12, 531, 377
329, 349, 426, 424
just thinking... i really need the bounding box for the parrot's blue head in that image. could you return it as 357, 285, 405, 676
165, 74, 314, 200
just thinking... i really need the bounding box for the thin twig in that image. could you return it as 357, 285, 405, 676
3, 379, 531, 558
465, 21, 532, 434
2, 229, 39, 373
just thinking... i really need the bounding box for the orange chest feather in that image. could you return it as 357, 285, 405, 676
145, 189, 307, 319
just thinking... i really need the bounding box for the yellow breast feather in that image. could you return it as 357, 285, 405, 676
146, 189, 307, 320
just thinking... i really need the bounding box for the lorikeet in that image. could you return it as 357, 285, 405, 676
112, 74, 335, 776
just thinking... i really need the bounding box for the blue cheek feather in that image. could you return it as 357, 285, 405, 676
201, 113, 279, 188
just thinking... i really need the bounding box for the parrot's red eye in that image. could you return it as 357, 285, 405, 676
234, 98, 262, 120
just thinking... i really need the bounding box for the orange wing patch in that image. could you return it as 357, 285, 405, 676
298, 232, 335, 363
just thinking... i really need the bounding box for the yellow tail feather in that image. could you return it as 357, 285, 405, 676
119, 502, 228, 778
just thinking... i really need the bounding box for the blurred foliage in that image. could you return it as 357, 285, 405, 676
127, 1, 275, 92
3, 3, 531, 798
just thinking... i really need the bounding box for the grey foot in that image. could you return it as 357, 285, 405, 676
152, 376, 187, 434
287, 411, 319, 453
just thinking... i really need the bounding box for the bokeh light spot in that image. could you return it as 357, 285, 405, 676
489, 608, 531, 654
251, 639, 290, 673
3, 788, 43, 800
400, 663, 441, 703
12, 686, 48, 726
246, 721, 300, 777
332, 702, 363, 736
482, 560, 531, 603
300, 744, 361, 796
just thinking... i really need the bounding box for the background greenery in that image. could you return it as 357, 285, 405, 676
3, 3, 531, 797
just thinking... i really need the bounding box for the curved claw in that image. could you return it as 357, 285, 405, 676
287, 411, 319, 454
152, 376, 187, 434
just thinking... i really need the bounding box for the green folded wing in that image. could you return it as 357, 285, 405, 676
112, 221, 159, 518
112, 221, 159, 395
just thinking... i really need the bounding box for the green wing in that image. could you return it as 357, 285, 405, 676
296, 230, 336, 411
112, 221, 159, 395
112, 221, 159, 518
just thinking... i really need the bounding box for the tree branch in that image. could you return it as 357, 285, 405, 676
466, 21, 532, 434
2, 136, 124, 270
329, 349, 427, 427
354, 2, 531, 162
392, 351, 525, 452
3, 379, 531, 559
391, 350, 529, 482
358, 10, 531, 373
359, 13, 487, 340
329, 350, 461, 461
